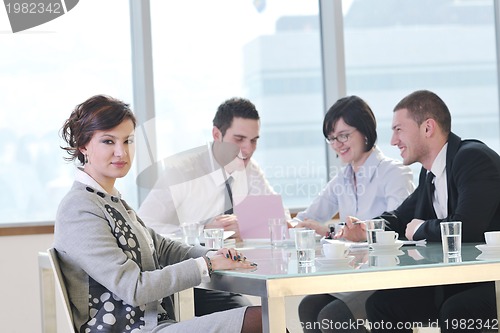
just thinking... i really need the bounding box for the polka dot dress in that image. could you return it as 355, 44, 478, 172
81, 190, 146, 332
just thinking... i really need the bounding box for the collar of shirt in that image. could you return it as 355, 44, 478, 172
430, 143, 448, 219
430, 143, 447, 180
206, 143, 229, 187
210, 168, 228, 187
74, 167, 120, 197
343, 146, 384, 184
207, 142, 250, 188
209, 167, 250, 197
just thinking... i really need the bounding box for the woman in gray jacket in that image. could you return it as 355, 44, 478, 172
54, 94, 262, 333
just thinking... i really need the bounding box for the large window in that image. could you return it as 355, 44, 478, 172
149, 0, 325, 209
0, 0, 134, 224
342, 0, 499, 178
2, 0, 500, 225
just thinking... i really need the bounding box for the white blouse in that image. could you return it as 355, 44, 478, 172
295, 146, 415, 223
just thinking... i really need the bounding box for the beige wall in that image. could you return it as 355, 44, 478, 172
1, 233, 53, 333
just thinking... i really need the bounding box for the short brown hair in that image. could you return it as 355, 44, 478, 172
212, 97, 259, 137
323, 95, 377, 152
394, 90, 451, 134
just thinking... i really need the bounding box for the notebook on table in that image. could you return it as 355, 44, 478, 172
233, 194, 286, 239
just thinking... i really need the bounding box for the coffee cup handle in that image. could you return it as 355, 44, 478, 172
394, 232, 399, 240
395, 257, 400, 264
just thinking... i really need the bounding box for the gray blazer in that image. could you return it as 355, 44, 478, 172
54, 181, 208, 332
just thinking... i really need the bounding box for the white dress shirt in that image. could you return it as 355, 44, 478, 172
294, 146, 415, 222
430, 143, 448, 219
138, 143, 285, 234
410, 144, 448, 236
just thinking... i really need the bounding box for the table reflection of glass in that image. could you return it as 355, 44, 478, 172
197, 241, 500, 333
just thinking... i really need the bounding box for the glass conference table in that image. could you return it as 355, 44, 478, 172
194, 240, 500, 333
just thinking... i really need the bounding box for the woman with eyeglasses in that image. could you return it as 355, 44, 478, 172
294, 96, 415, 333
293, 95, 414, 238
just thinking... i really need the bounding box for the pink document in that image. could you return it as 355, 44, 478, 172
234, 194, 286, 239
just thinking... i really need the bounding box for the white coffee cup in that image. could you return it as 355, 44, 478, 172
375, 231, 399, 245
322, 242, 348, 259
484, 231, 500, 246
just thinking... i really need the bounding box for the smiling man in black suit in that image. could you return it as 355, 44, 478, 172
341, 90, 500, 332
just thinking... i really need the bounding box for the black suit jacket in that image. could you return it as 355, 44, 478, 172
381, 132, 500, 242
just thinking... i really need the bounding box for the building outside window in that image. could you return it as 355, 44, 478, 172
1, 0, 498, 224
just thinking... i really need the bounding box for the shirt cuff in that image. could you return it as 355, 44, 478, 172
195, 257, 211, 283
413, 221, 425, 236
205, 250, 218, 258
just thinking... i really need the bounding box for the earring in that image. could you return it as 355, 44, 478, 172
84, 154, 89, 164
365, 137, 368, 145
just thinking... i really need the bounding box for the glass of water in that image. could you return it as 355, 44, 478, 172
365, 219, 386, 248
181, 222, 203, 245
440, 221, 462, 257
268, 218, 288, 247
203, 228, 224, 249
295, 229, 316, 267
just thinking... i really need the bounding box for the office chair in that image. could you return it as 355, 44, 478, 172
38, 248, 75, 333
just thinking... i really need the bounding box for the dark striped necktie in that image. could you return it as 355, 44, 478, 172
224, 177, 234, 215
426, 171, 436, 213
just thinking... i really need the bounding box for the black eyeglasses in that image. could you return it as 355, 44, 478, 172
325, 131, 354, 144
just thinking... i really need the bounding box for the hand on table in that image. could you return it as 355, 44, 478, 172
210, 247, 257, 270
335, 216, 367, 242
295, 218, 329, 236
206, 214, 242, 242
405, 219, 424, 241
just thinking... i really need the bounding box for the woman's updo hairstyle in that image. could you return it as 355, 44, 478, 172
60, 94, 136, 164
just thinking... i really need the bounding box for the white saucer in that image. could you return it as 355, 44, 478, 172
476, 253, 500, 261
370, 240, 404, 252
315, 256, 354, 266
475, 245, 500, 261
476, 244, 500, 255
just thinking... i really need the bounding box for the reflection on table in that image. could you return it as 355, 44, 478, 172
219, 240, 498, 275
197, 240, 500, 333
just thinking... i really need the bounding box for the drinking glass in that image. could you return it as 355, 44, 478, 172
365, 219, 386, 248
440, 221, 462, 257
268, 218, 287, 247
203, 228, 224, 249
295, 229, 316, 267
181, 222, 203, 245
